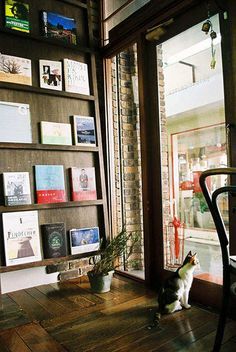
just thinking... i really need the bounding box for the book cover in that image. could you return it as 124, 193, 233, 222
69, 227, 100, 255
5, 0, 30, 33
2, 210, 42, 266
70, 167, 97, 201
0, 101, 32, 143
64, 59, 90, 95
72, 115, 96, 146
40, 121, 72, 145
0, 53, 32, 85
39, 59, 62, 91
3, 172, 31, 206
35, 165, 66, 204
41, 223, 68, 259
41, 11, 77, 45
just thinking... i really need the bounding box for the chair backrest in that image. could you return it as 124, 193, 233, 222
200, 168, 236, 268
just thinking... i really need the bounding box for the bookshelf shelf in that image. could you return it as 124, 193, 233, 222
0, 142, 99, 153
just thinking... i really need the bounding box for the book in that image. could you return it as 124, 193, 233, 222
72, 115, 96, 146
5, 0, 30, 33
39, 59, 62, 91
41, 11, 77, 45
64, 59, 90, 95
70, 167, 97, 201
35, 165, 66, 204
3, 172, 31, 206
41, 223, 68, 259
2, 210, 42, 266
0, 53, 32, 85
69, 227, 100, 255
40, 121, 72, 145
0, 101, 32, 143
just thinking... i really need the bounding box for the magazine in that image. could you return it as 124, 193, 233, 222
40, 121, 72, 145
0, 53, 32, 85
72, 115, 96, 146
5, 0, 30, 33
35, 165, 66, 204
2, 210, 42, 266
70, 167, 97, 201
39, 59, 62, 91
69, 227, 100, 255
0, 101, 32, 143
41, 11, 77, 45
3, 171, 31, 206
64, 59, 90, 95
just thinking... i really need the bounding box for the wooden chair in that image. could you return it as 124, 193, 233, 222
199, 168, 236, 352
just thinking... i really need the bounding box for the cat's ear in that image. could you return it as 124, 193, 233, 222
193, 252, 197, 257
188, 251, 192, 256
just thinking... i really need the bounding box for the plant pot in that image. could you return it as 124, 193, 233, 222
87, 270, 114, 293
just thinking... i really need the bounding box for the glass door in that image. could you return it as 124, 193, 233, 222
157, 14, 228, 285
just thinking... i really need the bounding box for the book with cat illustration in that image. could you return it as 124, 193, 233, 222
35, 165, 66, 204
39, 59, 62, 91
2, 210, 42, 266
41, 223, 68, 259
70, 167, 97, 201
3, 171, 31, 206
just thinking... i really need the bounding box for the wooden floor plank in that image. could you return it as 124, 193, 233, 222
8, 290, 53, 322
16, 323, 67, 352
0, 329, 31, 352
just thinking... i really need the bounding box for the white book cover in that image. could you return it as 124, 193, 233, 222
70, 167, 97, 201
40, 121, 72, 145
69, 227, 100, 255
0, 53, 32, 85
3, 172, 31, 206
2, 210, 42, 266
39, 59, 62, 91
64, 59, 90, 95
0, 101, 32, 143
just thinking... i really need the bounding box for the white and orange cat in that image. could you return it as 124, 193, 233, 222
148, 251, 199, 329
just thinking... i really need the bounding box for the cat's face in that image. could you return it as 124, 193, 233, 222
183, 251, 199, 266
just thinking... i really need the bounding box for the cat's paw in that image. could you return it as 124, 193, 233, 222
182, 303, 191, 309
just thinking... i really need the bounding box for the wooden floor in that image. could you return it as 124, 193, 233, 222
0, 276, 236, 352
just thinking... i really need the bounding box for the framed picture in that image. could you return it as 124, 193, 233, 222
69, 227, 100, 255
2, 210, 42, 266
72, 115, 96, 146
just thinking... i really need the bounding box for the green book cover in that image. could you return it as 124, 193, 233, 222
5, 0, 30, 33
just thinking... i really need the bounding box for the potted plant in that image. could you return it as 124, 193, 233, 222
87, 229, 140, 293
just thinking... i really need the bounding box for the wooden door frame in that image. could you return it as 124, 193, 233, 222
102, 0, 235, 309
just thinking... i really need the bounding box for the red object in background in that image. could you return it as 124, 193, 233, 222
172, 216, 181, 259
193, 171, 211, 193
180, 180, 193, 190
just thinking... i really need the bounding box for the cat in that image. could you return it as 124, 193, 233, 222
148, 251, 199, 329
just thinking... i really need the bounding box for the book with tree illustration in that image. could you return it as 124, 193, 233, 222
0, 53, 32, 85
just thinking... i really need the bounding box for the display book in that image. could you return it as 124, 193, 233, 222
69, 227, 100, 255
41, 223, 68, 259
3, 172, 31, 206
0, 53, 32, 86
2, 210, 42, 266
5, 0, 30, 33
40, 121, 72, 145
41, 10, 77, 45
70, 167, 97, 201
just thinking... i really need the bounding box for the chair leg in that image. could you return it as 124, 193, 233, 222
212, 270, 230, 352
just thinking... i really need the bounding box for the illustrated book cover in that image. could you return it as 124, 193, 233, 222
3, 171, 31, 206
72, 115, 96, 146
39, 59, 62, 91
0, 101, 32, 143
40, 121, 72, 145
69, 227, 100, 255
41, 11, 77, 45
2, 210, 42, 266
5, 0, 30, 33
70, 167, 97, 201
0, 53, 32, 85
35, 165, 66, 204
64, 59, 90, 95
41, 223, 68, 259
